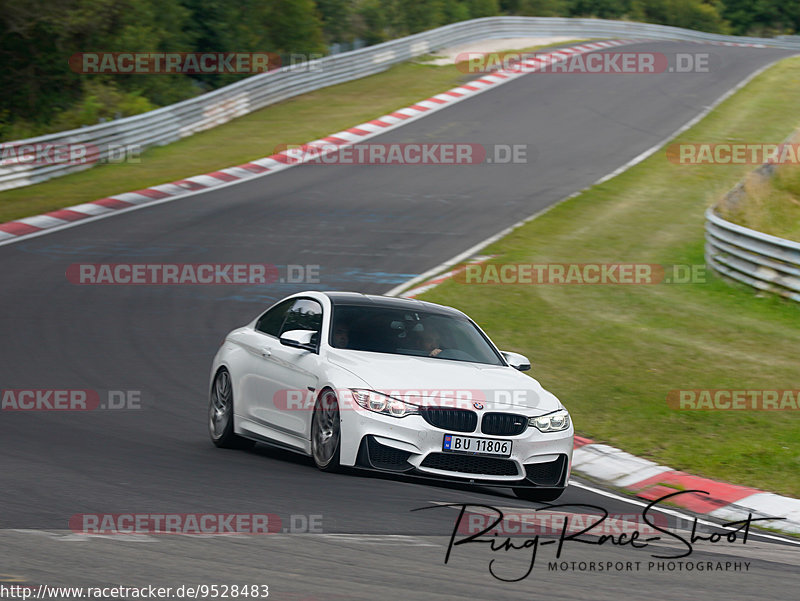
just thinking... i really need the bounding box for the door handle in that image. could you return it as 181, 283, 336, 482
260, 347, 272, 358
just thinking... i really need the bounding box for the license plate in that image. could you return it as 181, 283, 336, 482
442, 434, 511, 457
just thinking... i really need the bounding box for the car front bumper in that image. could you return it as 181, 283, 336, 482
342, 409, 573, 488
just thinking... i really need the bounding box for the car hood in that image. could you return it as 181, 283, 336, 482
326, 350, 561, 414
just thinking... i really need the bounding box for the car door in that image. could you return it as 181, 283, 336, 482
248, 298, 323, 440
236, 298, 293, 426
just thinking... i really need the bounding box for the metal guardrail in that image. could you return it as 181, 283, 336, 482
705, 208, 800, 302
4, 16, 800, 191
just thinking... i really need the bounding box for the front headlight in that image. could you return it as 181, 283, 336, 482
529, 409, 570, 432
351, 389, 420, 418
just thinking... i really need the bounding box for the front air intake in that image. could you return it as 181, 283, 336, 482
419, 408, 478, 432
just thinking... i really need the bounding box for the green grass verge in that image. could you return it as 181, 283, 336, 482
418, 56, 800, 498
0, 39, 584, 224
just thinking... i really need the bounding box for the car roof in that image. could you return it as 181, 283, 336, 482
321, 291, 466, 318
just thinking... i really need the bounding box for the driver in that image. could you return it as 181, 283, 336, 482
420, 328, 443, 357
332, 322, 349, 348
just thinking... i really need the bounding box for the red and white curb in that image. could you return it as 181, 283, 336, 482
0, 39, 641, 247
705, 41, 767, 48
401, 255, 493, 298
572, 436, 800, 534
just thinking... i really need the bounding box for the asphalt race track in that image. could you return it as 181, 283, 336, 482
2, 41, 799, 599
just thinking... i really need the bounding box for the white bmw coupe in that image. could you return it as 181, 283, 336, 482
209, 291, 573, 501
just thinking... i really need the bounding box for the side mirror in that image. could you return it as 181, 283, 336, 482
501, 351, 531, 371
280, 329, 318, 352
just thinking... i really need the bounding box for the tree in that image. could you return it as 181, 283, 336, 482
266, 0, 326, 56
722, 0, 800, 35
317, 0, 354, 44
516, 0, 571, 17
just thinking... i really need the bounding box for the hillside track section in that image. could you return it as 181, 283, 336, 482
1, 41, 798, 599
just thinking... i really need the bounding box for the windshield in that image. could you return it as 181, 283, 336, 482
329, 304, 504, 366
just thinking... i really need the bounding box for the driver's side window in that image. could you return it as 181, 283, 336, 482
255, 299, 294, 338
280, 299, 323, 344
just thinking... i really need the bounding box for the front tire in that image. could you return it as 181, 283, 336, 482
311, 389, 342, 472
209, 368, 255, 450
513, 487, 564, 503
